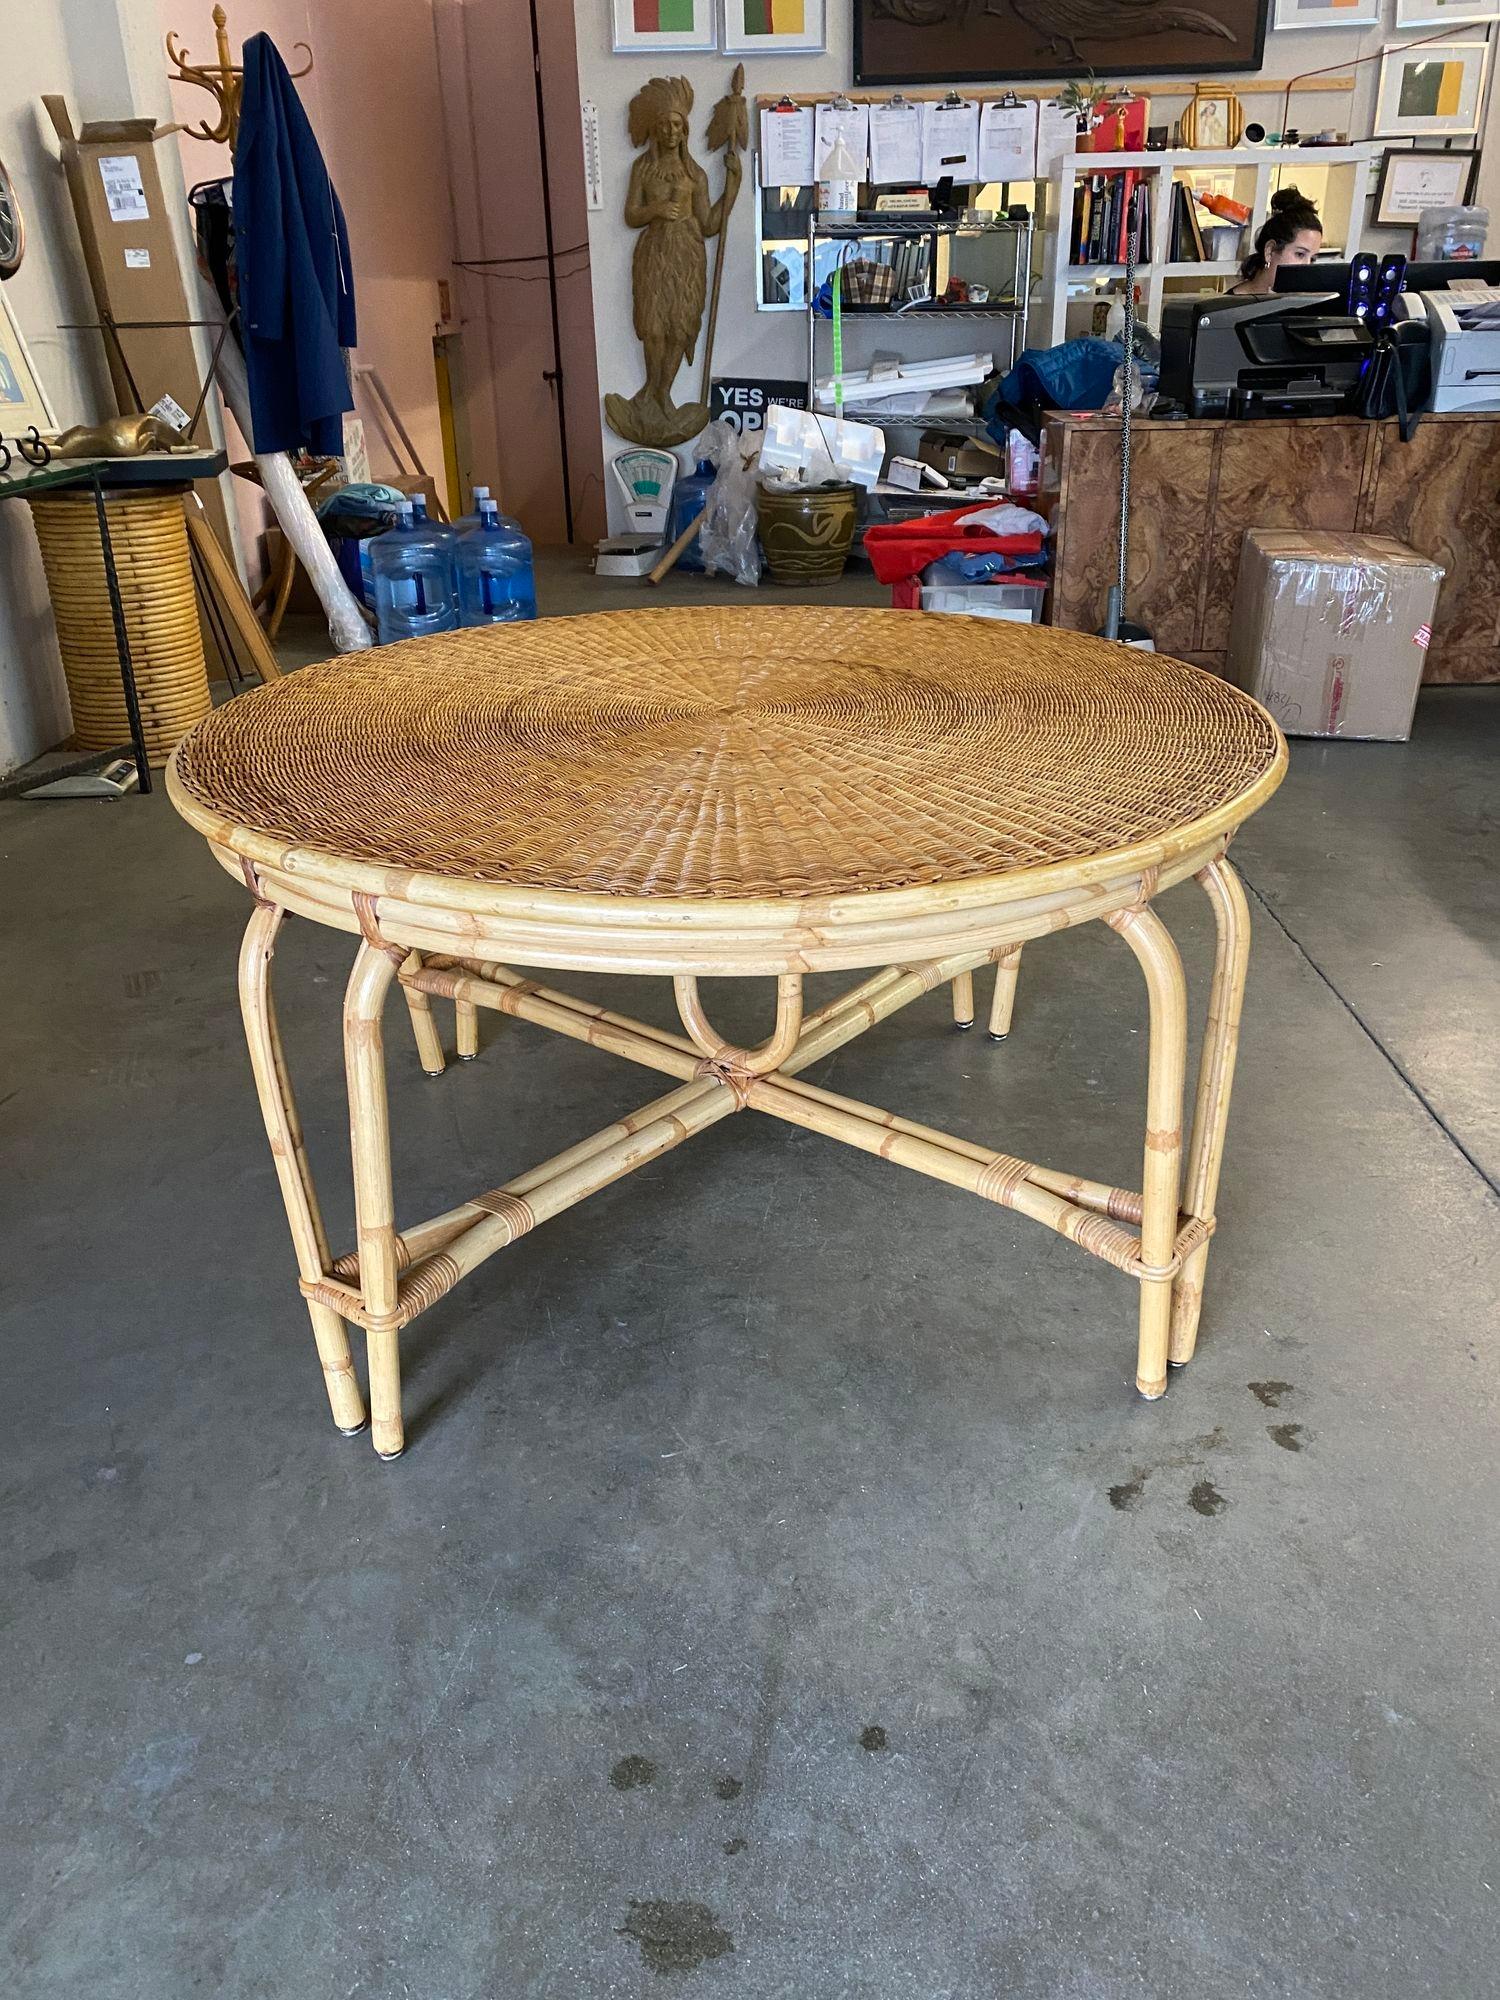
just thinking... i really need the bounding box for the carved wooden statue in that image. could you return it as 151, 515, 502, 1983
605, 71, 745, 451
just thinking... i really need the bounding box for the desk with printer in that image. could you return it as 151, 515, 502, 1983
1041, 262, 1500, 685
1159, 263, 1500, 422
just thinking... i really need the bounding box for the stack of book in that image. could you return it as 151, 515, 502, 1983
1167, 182, 1210, 263
1068, 169, 1153, 266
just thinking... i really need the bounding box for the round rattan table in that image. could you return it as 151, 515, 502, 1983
169, 608, 1286, 1458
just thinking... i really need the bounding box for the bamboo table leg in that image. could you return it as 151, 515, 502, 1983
344, 939, 404, 1458
1171, 858, 1251, 1368
1108, 905, 1188, 1400
455, 998, 480, 1060
236, 884, 1244, 1453
237, 902, 367, 1434
951, 970, 975, 1030
399, 950, 447, 1076
988, 946, 1023, 1042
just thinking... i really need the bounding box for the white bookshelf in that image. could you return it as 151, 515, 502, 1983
1042, 145, 1376, 344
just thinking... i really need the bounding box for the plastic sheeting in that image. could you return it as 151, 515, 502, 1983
202, 283, 372, 654
696, 420, 762, 589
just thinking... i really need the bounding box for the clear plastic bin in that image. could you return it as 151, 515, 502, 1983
918, 579, 1045, 622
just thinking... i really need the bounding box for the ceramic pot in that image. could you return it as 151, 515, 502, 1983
756, 483, 858, 586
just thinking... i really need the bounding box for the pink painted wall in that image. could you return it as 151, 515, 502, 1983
162, 0, 453, 507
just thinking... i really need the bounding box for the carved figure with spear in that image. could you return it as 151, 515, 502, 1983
604, 64, 748, 451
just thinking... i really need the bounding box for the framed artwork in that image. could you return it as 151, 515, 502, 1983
1373, 144, 1479, 221
1274, 0, 1379, 26
0, 290, 56, 436
611, 0, 716, 54
853, 0, 1269, 84
1181, 84, 1246, 146
1395, 0, 1500, 23
721, 0, 825, 53
1374, 39, 1491, 135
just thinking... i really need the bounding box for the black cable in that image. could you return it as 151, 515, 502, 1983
454, 260, 590, 285
528, 0, 575, 543
455, 242, 590, 268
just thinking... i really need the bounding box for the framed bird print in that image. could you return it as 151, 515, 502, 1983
612, 0, 716, 54
853, 0, 1270, 84
721, 0, 826, 51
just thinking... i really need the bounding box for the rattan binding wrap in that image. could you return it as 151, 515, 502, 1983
173, 609, 1282, 901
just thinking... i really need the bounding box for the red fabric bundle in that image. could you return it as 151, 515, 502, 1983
863, 506, 1045, 587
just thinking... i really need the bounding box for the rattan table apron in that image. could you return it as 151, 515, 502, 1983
169, 608, 1286, 1459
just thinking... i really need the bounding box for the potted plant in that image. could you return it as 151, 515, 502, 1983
1053, 74, 1127, 154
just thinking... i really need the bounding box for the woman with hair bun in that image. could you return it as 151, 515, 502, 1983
1230, 187, 1323, 296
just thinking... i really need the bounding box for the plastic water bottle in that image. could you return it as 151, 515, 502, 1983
406, 491, 458, 565
369, 502, 460, 643
452, 484, 494, 536
412, 492, 460, 596
457, 497, 537, 625
668, 457, 715, 573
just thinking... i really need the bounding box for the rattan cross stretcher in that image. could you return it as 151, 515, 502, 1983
169, 608, 1286, 1459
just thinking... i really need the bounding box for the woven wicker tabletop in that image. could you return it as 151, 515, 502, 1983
171, 608, 1284, 903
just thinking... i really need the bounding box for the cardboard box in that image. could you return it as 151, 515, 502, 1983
1225, 531, 1444, 742
44, 101, 236, 563
45, 106, 208, 430
389, 473, 450, 524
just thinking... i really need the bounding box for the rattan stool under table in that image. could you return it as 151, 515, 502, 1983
168, 608, 1286, 1458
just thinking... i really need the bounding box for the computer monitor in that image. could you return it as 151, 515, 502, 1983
1276, 259, 1500, 293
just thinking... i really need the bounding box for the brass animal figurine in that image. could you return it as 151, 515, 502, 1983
605, 73, 744, 451
48, 414, 192, 458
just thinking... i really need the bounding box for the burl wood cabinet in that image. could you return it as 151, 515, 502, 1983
1041, 411, 1500, 683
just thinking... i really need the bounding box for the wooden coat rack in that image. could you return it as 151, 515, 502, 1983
163, 3, 313, 156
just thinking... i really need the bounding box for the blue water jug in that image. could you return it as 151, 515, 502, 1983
457, 498, 537, 625
369, 502, 460, 644
452, 484, 494, 537
412, 493, 461, 595
412, 492, 462, 595
668, 457, 715, 573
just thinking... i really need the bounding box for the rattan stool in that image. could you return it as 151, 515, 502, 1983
169, 608, 1286, 1458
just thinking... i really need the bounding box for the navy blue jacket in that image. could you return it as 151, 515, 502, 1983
233, 35, 356, 455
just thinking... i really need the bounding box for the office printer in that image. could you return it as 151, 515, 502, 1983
1398, 287, 1500, 412
1159, 293, 1374, 418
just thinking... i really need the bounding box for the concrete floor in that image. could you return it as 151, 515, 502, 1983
2, 566, 1498, 1997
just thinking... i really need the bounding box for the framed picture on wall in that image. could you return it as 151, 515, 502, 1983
1395, 0, 1500, 24
1181, 84, 1245, 146
1373, 145, 1479, 221
853, 0, 1268, 83
0, 290, 56, 436
1274, 0, 1379, 28
721, 0, 826, 53
612, 0, 717, 55
1374, 39, 1491, 135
